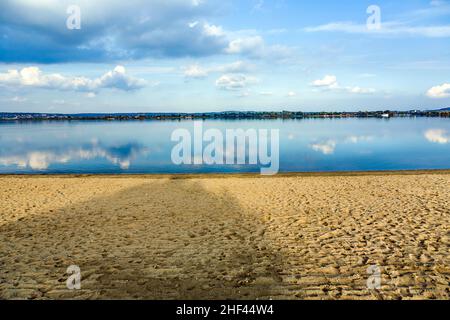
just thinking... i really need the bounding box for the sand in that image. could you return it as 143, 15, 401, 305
0, 172, 449, 300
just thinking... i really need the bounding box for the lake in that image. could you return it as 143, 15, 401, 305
0, 118, 449, 174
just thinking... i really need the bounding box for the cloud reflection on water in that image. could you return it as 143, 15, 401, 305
425, 129, 449, 144
0, 141, 148, 171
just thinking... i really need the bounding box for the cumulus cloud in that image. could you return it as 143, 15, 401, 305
0, 0, 291, 63
311, 75, 375, 94
0, 0, 229, 62
0, 66, 146, 92
310, 140, 337, 155
425, 129, 449, 144
215, 74, 259, 91
426, 83, 450, 98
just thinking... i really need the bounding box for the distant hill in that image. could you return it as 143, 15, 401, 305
436, 107, 450, 111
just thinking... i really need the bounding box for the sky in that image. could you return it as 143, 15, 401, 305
0, 0, 449, 113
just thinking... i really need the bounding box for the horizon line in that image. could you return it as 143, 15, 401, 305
1, 108, 449, 116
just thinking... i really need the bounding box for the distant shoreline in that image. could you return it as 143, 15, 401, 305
2, 169, 450, 179
1, 110, 449, 121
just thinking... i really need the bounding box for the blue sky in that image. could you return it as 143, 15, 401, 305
0, 0, 449, 113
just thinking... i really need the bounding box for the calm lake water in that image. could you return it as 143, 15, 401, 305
0, 118, 449, 174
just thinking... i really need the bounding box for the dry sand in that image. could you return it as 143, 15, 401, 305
0, 172, 449, 300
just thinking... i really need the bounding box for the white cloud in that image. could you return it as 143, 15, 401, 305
345, 86, 376, 94
225, 36, 293, 61
305, 21, 450, 38
226, 36, 265, 55
183, 64, 209, 78
425, 129, 449, 144
0, 0, 232, 62
0, 66, 146, 92
305, 2, 450, 38
311, 75, 338, 88
0, 1, 293, 63
310, 140, 336, 155
202, 23, 226, 37
183, 61, 254, 79
188, 21, 199, 28
215, 74, 259, 91
287, 91, 297, 97
311, 75, 375, 94
427, 83, 450, 98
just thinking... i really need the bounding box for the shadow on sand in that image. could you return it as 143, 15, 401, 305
0, 179, 286, 300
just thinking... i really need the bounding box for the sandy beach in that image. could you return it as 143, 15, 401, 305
0, 172, 449, 300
